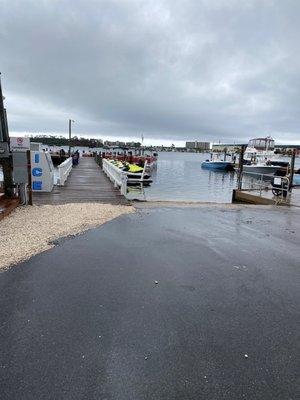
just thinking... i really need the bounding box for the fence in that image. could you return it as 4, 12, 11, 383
239, 171, 290, 204
102, 158, 128, 195
56, 157, 73, 186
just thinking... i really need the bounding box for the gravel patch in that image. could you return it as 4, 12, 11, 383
0, 203, 134, 270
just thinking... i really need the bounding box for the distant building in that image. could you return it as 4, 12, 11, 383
212, 143, 300, 154
212, 143, 245, 152
274, 144, 300, 155
185, 141, 210, 151
185, 142, 195, 149
104, 140, 125, 147
125, 141, 141, 148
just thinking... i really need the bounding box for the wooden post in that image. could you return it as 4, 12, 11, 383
289, 148, 296, 191
1, 158, 14, 197
0, 74, 14, 197
68, 119, 72, 157
237, 145, 245, 190
26, 150, 33, 205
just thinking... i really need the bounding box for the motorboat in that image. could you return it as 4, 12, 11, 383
201, 160, 234, 171
201, 153, 234, 171
243, 164, 283, 175
243, 137, 289, 175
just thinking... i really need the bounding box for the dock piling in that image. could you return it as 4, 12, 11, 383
289, 149, 296, 191
237, 145, 245, 190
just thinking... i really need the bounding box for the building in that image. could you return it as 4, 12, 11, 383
125, 141, 141, 148
185, 141, 210, 151
212, 143, 246, 152
104, 140, 125, 148
274, 144, 300, 155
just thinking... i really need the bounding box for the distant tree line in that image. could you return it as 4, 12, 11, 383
29, 134, 103, 148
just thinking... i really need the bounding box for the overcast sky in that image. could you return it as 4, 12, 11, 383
1, 0, 299, 145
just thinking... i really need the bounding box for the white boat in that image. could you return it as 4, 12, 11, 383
243, 137, 289, 176
243, 164, 281, 175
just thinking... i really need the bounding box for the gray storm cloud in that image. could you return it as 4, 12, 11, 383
0, 0, 299, 143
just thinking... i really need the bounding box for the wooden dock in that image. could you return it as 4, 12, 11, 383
33, 157, 128, 205
232, 187, 300, 207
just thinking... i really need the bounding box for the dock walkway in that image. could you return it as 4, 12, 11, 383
33, 157, 128, 205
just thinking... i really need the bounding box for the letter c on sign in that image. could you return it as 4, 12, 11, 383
32, 167, 43, 177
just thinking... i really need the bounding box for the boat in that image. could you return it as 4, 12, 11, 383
243, 137, 289, 176
243, 164, 282, 175
201, 160, 234, 171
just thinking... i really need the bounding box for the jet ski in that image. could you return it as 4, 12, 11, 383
108, 160, 152, 186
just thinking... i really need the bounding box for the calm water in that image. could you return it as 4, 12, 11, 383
127, 152, 236, 203
127, 152, 300, 203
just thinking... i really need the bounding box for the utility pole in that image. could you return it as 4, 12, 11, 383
68, 119, 74, 157
0, 73, 14, 198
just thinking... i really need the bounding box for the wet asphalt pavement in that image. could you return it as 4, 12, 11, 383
0, 205, 299, 400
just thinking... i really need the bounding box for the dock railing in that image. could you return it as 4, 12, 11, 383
56, 157, 73, 186
102, 158, 128, 195
239, 171, 290, 204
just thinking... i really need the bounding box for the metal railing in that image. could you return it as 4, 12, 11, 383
240, 171, 290, 204
102, 158, 128, 195
56, 157, 72, 186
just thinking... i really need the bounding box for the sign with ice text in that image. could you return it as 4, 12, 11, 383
10, 137, 30, 152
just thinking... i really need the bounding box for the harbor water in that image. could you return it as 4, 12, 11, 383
127, 152, 300, 203
126, 152, 236, 203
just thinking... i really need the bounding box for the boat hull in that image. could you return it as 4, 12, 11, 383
243, 165, 281, 176
201, 161, 233, 171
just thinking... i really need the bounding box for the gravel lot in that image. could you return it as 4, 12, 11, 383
0, 203, 134, 270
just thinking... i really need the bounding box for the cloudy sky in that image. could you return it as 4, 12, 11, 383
1, 0, 299, 145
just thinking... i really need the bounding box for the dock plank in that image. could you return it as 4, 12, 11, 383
33, 157, 128, 205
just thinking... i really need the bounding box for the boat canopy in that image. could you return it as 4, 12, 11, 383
247, 137, 274, 151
